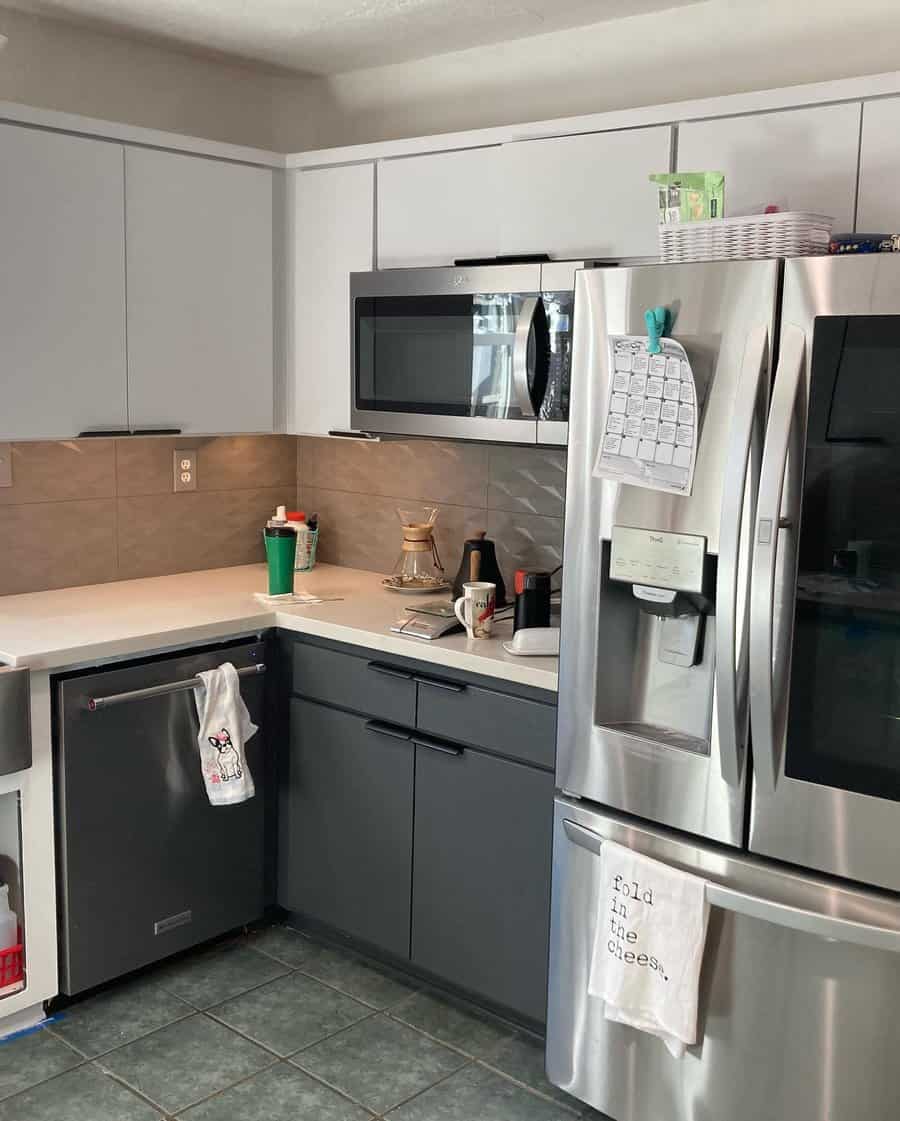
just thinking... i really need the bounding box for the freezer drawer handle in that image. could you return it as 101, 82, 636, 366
87, 663, 266, 711
563, 819, 900, 955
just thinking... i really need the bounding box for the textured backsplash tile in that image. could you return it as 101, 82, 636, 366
0, 499, 118, 595
300, 436, 566, 588
117, 486, 291, 581
0, 433, 566, 597
301, 437, 489, 508
487, 446, 567, 517
487, 509, 564, 590
0, 435, 297, 596
0, 440, 116, 506
300, 485, 483, 577
117, 435, 297, 497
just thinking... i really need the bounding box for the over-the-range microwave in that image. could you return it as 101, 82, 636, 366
350, 262, 589, 445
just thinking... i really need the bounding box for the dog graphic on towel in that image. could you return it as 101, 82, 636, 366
208, 728, 243, 783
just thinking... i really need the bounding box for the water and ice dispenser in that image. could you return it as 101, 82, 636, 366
595, 525, 716, 757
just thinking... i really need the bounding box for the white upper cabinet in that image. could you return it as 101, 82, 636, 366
0, 124, 127, 440
857, 97, 900, 232
291, 163, 375, 435
677, 104, 861, 230
125, 148, 274, 434
377, 147, 501, 268
499, 127, 672, 259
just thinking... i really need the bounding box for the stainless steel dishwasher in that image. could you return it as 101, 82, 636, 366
54, 640, 267, 995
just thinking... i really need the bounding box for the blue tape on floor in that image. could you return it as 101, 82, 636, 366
0, 1013, 63, 1045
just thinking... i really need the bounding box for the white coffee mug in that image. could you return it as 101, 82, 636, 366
454, 581, 496, 639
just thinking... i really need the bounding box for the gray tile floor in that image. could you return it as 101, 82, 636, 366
0, 924, 603, 1120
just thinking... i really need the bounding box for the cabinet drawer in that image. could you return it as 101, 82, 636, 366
291, 642, 416, 726
280, 700, 413, 958
416, 674, 556, 769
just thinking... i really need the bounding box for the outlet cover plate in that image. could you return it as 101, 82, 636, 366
0, 444, 11, 488
173, 449, 197, 492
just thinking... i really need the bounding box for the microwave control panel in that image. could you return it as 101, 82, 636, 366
609, 525, 707, 594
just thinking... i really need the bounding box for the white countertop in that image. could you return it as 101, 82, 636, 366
0, 564, 558, 692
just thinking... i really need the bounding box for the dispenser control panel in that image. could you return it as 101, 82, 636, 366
609, 525, 706, 594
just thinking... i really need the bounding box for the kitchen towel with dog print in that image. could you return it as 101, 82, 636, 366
193, 662, 257, 805
588, 840, 709, 1058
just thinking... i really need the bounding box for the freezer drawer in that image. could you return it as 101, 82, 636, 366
546, 796, 900, 1121
56, 641, 267, 995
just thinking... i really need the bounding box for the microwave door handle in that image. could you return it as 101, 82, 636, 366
716, 324, 769, 785
513, 297, 539, 418
562, 819, 900, 954
749, 324, 807, 795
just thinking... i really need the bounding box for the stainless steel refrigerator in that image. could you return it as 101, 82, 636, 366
547, 256, 900, 1121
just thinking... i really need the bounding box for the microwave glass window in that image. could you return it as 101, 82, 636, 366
541, 291, 573, 423
785, 316, 900, 803
356, 293, 539, 419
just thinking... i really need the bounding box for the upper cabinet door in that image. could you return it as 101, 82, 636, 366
377, 147, 501, 268
678, 104, 861, 230
291, 163, 374, 436
0, 124, 127, 440
857, 97, 900, 232
500, 127, 672, 260
125, 148, 273, 434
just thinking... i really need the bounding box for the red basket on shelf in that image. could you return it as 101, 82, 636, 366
0, 941, 24, 989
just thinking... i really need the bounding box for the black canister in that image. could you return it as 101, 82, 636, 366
452, 531, 507, 607
513, 569, 552, 632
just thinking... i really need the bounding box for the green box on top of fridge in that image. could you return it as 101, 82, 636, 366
650, 171, 725, 224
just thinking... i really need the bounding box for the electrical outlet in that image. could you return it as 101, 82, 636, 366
173, 449, 197, 493
0, 444, 11, 488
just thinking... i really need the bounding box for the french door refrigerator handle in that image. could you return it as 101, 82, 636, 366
716, 324, 768, 786
563, 819, 900, 954
512, 297, 540, 417
749, 324, 807, 795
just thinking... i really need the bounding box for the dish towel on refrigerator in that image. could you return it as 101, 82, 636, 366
588, 840, 710, 1058
192, 663, 257, 806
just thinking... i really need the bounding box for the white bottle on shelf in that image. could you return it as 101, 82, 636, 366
0, 885, 17, 951
286, 511, 309, 571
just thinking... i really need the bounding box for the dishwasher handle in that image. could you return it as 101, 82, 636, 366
88, 663, 266, 711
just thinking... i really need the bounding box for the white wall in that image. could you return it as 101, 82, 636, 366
319, 0, 900, 146
0, 4, 325, 150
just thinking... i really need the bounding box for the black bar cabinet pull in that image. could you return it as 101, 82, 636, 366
367, 662, 414, 681
364, 721, 412, 742
414, 674, 466, 693
413, 736, 463, 757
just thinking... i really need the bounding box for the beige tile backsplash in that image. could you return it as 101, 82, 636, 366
0, 436, 296, 596
0, 434, 565, 596
300, 437, 565, 590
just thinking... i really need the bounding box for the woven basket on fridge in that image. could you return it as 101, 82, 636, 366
658, 212, 834, 263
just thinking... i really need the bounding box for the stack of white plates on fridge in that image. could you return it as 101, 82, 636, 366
659, 212, 834, 263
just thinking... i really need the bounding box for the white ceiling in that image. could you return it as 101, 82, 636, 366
7, 0, 699, 75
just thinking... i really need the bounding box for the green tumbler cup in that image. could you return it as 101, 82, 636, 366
264, 526, 296, 595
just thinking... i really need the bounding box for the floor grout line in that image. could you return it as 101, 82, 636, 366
474, 1058, 583, 1115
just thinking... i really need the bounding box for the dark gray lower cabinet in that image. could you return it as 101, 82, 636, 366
281, 638, 556, 1025
412, 743, 553, 1023
280, 699, 414, 959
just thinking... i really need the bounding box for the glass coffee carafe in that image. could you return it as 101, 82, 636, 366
384, 506, 447, 591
